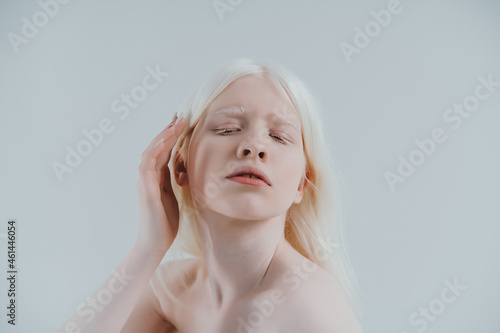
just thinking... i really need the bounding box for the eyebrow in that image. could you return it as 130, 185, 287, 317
212, 106, 250, 116
211, 106, 300, 132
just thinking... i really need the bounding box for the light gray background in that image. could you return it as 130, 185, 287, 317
1, 0, 499, 332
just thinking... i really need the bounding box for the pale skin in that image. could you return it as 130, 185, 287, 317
58, 75, 363, 333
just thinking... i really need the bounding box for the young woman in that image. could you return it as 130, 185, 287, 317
59, 59, 364, 332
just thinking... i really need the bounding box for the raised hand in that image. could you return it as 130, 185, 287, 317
135, 112, 186, 258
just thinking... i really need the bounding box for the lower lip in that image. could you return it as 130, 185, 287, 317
227, 176, 269, 187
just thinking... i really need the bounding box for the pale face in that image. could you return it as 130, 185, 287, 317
181, 75, 307, 221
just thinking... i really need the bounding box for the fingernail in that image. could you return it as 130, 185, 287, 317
165, 112, 178, 130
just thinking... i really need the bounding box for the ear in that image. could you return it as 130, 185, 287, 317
173, 149, 189, 187
293, 169, 309, 204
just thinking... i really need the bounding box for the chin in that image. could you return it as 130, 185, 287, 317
214, 203, 276, 221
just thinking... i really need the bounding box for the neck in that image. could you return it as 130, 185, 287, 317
195, 209, 288, 309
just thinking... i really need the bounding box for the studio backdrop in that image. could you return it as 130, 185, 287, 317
1, 0, 499, 332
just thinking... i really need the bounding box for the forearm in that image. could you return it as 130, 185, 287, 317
57, 241, 165, 333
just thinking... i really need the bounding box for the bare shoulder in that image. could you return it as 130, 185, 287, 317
271, 258, 363, 333
123, 258, 202, 332
155, 257, 204, 296
151, 257, 204, 320
158, 257, 203, 281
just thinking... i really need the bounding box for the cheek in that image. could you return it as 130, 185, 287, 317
187, 140, 226, 185
276, 151, 305, 185
280, 148, 305, 170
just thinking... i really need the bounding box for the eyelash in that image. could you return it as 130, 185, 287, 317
214, 129, 287, 143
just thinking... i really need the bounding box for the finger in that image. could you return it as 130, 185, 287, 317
142, 117, 186, 173
139, 116, 183, 173
155, 117, 187, 172
157, 118, 187, 195
146, 114, 180, 152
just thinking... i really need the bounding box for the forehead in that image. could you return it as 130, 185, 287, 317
205, 76, 300, 129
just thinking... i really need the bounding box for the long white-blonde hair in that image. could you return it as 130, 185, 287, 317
162, 58, 362, 315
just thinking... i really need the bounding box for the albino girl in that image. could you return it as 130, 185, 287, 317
59, 58, 364, 333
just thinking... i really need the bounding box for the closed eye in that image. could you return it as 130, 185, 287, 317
270, 134, 286, 142
215, 128, 238, 135
214, 129, 287, 143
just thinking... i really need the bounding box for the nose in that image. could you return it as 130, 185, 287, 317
239, 148, 265, 159
236, 130, 267, 160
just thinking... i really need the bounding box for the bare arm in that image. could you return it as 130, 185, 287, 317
58, 113, 186, 333
57, 241, 166, 333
